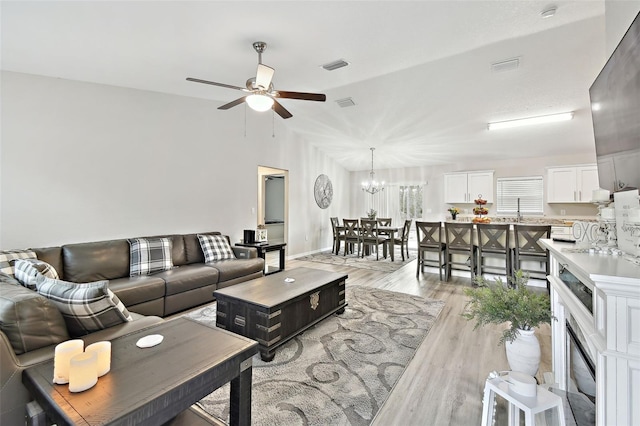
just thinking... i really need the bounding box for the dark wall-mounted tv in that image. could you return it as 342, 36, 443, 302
589, 10, 640, 195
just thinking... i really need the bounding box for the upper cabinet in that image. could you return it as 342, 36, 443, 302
444, 171, 494, 203
547, 164, 599, 203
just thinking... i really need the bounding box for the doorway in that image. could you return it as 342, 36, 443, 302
257, 166, 288, 245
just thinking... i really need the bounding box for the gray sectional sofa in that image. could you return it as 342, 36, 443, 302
0, 231, 265, 424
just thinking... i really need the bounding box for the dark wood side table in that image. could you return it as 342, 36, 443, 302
23, 318, 257, 426
235, 241, 286, 275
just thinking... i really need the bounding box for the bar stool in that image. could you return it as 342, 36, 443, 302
415, 221, 446, 280
481, 375, 566, 426
477, 223, 512, 280
444, 222, 477, 281
514, 225, 551, 287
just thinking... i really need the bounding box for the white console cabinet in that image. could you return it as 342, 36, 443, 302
444, 170, 494, 203
541, 239, 640, 425
547, 164, 598, 203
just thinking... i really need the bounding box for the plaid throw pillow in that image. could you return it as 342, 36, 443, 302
197, 234, 235, 262
36, 276, 133, 337
127, 237, 173, 276
13, 258, 60, 290
0, 249, 37, 276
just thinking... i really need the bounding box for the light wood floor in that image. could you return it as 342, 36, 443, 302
284, 254, 552, 426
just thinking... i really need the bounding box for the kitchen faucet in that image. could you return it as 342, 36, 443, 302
516, 198, 522, 223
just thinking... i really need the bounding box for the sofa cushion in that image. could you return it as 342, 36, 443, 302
108, 275, 166, 307
198, 234, 235, 262
63, 239, 130, 282
36, 276, 133, 337
13, 259, 59, 290
206, 258, 264, 282
128, 237, 174, 276
153, 264, 219, 296
0, 281, 70, 355
0, 249, 36, 275
32, 246, 64, 280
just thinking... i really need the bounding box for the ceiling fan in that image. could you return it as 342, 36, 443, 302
187, 41, 326, 119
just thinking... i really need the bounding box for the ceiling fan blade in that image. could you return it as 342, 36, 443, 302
218, 97, 247, 110
255, 64, 275, 90
275, 91, 326, 102
272, 100, 293, 119
186, 77, 247, 92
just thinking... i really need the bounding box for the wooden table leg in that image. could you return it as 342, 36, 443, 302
389, 230, 395, 261
229, 358, 253, 426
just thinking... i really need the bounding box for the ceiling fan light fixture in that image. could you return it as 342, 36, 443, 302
246, 94, 274, 112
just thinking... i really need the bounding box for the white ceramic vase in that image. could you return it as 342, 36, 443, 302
505, 328, 541, 376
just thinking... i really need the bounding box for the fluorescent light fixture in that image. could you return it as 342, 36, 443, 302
246, 94, 274, 112
487, 112, 574, 130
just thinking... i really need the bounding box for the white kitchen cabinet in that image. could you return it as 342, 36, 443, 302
444, 171, 494, 203
547, 164, 598, 203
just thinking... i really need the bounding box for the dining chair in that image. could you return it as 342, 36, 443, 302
360, 219, 387, 260
415, 221, 446, 280
514, 224, 551, 287
341, 219, 361, 256
330, 217, 343, 255
444, 222, 477, 282
386, 219, 411, 261
476, 223, 512, 280
377, 218, 393, 238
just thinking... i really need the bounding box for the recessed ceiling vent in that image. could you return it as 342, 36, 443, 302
491, 57, 520, 72
322, 59, 350, 71
336, 97, 356, 108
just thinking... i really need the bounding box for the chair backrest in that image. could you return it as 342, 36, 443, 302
343, 219, 359, 237
416, 221, 443, 247
477, 223, 510, 253
377, 218, 392, 227
330, 217, 339, 237
445, 222, 475, 250
401, 219, 412, 241
514, 225, 551, 256
360, 219, 378, 239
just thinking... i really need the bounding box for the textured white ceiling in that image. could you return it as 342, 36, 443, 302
1, 1, 607, 171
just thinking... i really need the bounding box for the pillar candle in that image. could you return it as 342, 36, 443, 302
592, 189, 610, 202
53, 340, 84, 384
85, 341, 111, 377
68, 351, 98, 393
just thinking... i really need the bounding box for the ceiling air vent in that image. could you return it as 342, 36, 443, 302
322, 59, 350, 71
491, 57, 520, 72
336, 97, 356, 108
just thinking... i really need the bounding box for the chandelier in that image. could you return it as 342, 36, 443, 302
361, 147, 385, 194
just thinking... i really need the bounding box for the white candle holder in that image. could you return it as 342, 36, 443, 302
85, 341, 111, 377
53, 340, 84, 384
68, 351, 98, 393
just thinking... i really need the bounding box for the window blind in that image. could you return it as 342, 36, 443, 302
496, 176, 543, 214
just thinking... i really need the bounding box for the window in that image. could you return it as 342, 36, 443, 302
399, 185, 423, 219
496, 177, 543, 215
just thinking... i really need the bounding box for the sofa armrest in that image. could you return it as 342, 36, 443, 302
232, 246, 258, 259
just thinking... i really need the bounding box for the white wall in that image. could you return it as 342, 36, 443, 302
0, 71, 350, 254
605, 1, 640, 56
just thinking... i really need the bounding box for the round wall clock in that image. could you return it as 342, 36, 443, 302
314, 174, 333, 209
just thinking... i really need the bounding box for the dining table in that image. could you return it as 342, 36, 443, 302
336, 225, 400, 261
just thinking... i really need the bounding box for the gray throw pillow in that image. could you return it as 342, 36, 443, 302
127, 237, 174, 276
36, 276, 133, 337
13, 258, 60, 290
197, 234, 236, 262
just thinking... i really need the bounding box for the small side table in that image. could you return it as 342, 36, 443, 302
236, 241, 286, 275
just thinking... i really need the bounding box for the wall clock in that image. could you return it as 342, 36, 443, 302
314, 174, 333, 209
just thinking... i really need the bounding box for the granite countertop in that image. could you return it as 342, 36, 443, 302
450, 216, 597, 226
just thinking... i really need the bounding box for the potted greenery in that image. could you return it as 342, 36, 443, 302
366, 209, 377, 220
461, 270, 553, 375
447, 207, 459, 220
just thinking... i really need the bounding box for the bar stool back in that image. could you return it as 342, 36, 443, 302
444, 222, 477, 281
477, 223, 512, 280
416, 221, 446, 280
514, 225, 551, 284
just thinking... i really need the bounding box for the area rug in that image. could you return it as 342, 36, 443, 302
185, 285, 445, 426
295, 250, 416, 273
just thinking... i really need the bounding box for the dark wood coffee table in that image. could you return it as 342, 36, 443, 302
22, 318, 258, 426
214, 267, 348, 361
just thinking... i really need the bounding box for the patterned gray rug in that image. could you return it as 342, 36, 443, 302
185, 285, 444, 426
295, 250, 416, 273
